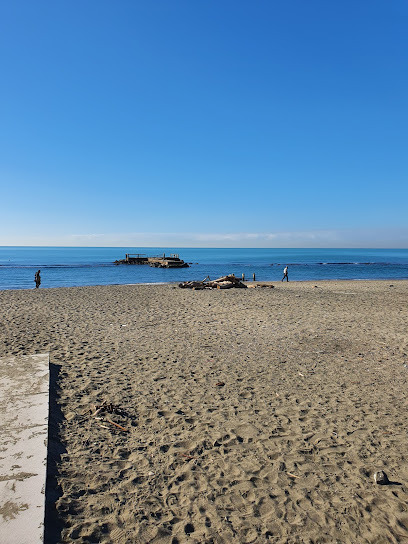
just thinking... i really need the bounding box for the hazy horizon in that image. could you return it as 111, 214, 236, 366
1, 227, 408, 249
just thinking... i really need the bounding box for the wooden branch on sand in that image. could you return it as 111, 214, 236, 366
105, 419, 130, 432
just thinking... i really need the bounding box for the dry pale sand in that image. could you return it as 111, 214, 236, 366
1, 280, 408, 544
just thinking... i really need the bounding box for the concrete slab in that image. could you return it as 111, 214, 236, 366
0, 354, 49, 544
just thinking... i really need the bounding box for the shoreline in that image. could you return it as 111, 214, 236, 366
1, 276, 407, 293
2, 280, 408, 542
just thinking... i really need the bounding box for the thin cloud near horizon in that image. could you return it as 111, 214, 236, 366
1, 228, 408, 248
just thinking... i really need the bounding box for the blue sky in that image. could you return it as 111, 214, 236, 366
1, 0, 407, 247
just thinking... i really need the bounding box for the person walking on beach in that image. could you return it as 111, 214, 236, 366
281, 266, 289, 282
34, 270, 41, 288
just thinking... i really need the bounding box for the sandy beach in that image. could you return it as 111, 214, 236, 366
1, 280, 408, 543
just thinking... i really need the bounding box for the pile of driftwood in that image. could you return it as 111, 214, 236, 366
179, 274, 247, 290
88, 400, 132, 432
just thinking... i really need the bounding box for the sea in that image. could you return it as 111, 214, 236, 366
0, 247, 408, 290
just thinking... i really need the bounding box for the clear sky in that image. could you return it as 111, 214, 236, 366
1, 0, 407, 247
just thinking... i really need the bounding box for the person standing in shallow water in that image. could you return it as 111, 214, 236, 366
34, 270, 41, 288
281, 266, 289, 282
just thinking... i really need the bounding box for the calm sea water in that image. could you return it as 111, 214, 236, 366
1, 247, 408, 290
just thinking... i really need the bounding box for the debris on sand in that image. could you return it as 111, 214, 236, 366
374, 471, 390, 485
179, 274, 247, 290
89, 400, 132, 433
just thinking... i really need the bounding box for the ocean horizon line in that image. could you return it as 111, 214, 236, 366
2, 245, 408, 250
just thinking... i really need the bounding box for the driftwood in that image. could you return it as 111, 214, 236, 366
89, 400, 132, 433
179, 281, 206, 289
216, 281, 235, 289
209, 275, 247, 289
106, 419, 130, 432
179, 274, 247, 290
212, 275, 239, 283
